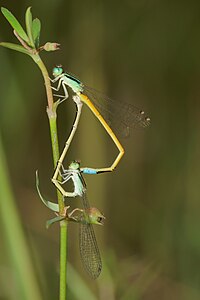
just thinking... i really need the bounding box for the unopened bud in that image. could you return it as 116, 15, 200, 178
43, 42, 60, 51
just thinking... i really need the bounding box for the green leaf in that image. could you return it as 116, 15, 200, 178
0, 42, 30, 55
1, 7, 29, 44
36, 170, 59, 212
32, 18, 41, 48
25, 7, 34, 47
46, 216, 65, 229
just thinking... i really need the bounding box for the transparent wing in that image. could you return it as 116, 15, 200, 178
79, 221, 102, 279
79, 192, 102, 279
84, 86, 150, 138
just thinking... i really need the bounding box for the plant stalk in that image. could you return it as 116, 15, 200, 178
60, 221, 68, 300
32, 54, 65, 213
32, 53, 67, 299
1, 10, 68, 300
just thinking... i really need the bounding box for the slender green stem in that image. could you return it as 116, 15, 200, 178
1, 13, 68, 300
60, 221, 68, 300
13, 32, 65, 211
34, 57, 54, 111
47, 112, 65, 213
32, 54, 64, 213
31, 53, 67, 299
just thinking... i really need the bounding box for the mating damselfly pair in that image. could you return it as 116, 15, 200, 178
51, 66, 150, 279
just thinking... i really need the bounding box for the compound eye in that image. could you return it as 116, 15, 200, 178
97, 217, 103, 224
52, 66, 63, 77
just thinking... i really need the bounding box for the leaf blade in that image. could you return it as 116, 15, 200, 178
36, 170, 59, 212
1, 7, 29, 43
32, 18, 41, 48
25, 7, 34, 47
0, 42, 30, 55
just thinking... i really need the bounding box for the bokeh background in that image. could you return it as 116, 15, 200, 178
1, 1, 200, 299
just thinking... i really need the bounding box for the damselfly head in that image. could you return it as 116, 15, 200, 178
52, 65, 63, 77
87, 208, 105, 225
68, 160, 81, 170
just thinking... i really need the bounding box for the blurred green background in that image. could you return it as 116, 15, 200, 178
1, 0, 200, 299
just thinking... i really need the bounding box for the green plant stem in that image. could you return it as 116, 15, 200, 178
60, 221, 68, 300
34, 57, 54, 111
1, 10, 68, 300
32, 54, 64, 213
31, 53, 67, 299
0, 134, 42, 300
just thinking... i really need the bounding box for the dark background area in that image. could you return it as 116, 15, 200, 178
1, 1, 200, 299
